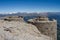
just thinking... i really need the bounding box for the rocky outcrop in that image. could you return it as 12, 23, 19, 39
0, 20, 51, 40
28, 16, 57, 40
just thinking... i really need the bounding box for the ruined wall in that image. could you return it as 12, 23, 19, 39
28, 20, 57, 40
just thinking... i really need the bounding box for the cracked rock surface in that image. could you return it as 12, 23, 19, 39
0, 20, 51, 40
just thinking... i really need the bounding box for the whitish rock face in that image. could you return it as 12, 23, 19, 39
0, 20, 51, 40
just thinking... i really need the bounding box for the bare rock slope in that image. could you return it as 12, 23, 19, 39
0, 20, 51, 40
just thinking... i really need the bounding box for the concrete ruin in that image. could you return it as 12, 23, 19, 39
28, 16, 57, 40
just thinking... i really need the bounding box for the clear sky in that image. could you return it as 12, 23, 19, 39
0, 0, 60, 13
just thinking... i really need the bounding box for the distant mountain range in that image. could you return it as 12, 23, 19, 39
0, 12, 60, 17
0, 12, 48, 17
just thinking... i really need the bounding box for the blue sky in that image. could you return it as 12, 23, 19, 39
0, 0, 60, 13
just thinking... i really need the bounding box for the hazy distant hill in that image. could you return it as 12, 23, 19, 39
0, 12, 48, 17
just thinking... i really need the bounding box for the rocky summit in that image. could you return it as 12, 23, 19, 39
0, 18, 51, 40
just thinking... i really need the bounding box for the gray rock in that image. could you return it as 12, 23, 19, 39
0, 21, 51, 40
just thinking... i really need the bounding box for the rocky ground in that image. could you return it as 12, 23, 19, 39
0, 20, 51, 40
